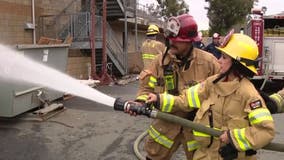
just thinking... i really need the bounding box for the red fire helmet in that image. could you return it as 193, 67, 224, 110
165, 14, 200, 42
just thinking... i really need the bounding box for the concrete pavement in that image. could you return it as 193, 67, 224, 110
0, 81, 284, 160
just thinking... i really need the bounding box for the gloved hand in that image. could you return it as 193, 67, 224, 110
125, 101, 153, 117
147, 93, 160, 110
219, 143, 238, 160
269, 93, 284, 113
259, 90, 278, 114
124, 101, 145, 116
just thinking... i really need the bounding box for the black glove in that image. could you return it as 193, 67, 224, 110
259, 90, 278, 114
148, 93, 160, 110
219, 143, 238, 160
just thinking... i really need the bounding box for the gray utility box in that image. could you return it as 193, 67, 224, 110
0, 44, 69, 117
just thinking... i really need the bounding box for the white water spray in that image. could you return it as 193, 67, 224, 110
0, 44, 116, 107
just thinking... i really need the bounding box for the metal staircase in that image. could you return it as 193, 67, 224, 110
39, 0, 136, 76
95, 0, 134, 20
55, 13, 127, 75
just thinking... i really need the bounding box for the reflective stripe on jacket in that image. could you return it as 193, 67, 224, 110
141, 39, 165, 69
187, 140, 200, 151
148, 125, 174, 149
142, 53, 156, 60
136, 94, 149, 102
148, 125, 200, 151
186, 84, 201, 109
148, 76, 157, 89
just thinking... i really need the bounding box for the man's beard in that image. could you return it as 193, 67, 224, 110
170, 44, 178, 50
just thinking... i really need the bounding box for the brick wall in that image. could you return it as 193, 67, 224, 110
37, 0, 81, 39
0, 0, 33, 44
0, 0, 81, 44
128, 51, 143, 74
66, 49, 91, 79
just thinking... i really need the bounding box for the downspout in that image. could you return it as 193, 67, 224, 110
99, 0, 113, 84
134, 0, 138, 52
124, 0, 128, 73
90, 0, 98, 79
32, 0, 36, 44
102, 0, 107, 77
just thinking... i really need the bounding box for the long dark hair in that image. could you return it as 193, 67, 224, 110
231, 60, 255, 78
213, 59, 255, 84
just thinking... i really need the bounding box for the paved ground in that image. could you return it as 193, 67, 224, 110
0, 81, 284, 160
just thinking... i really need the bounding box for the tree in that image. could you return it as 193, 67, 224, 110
147, 0, 189, 21
205, 0, 255, 35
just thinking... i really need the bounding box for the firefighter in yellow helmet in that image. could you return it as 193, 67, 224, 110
147, 31, 275, 159
141, 24, 166, 69
135, 14, 220, 160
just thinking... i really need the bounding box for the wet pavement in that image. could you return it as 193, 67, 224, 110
0, 81, 284, 160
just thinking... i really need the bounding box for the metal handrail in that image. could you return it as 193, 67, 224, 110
54, 12, 126, 73
106, 22, 126, 68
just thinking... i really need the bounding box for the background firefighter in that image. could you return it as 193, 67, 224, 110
135, 14, 220, 160
141, 24, 166, 69
192, 31, 206, 50
205, 32, 222, 59
148, 32, 275, 160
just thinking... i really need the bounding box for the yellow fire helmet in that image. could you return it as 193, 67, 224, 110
147, 24, 160, 35
217, 31, 259, 74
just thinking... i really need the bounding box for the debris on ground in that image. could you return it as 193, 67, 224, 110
115, 74, 139, 85
78, 79, 100, 88
63, 79, 100, 100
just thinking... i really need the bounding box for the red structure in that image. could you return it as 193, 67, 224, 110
90, 0, 113, 84
246, 9, 264, 75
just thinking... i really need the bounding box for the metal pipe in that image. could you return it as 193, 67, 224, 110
32, 0, 36, 44
14, 87, 43, 97
124, 0, 128, 73
90, 0, 98, 79
134, 0, 138, 52
102, 0, 107, 75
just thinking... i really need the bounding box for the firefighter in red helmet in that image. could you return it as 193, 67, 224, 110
133, 14, 220, 160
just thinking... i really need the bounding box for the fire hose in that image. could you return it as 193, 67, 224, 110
113, 98, 284, 157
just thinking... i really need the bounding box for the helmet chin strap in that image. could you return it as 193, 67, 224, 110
177, 45, 193, 70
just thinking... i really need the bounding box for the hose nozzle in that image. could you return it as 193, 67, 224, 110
114, 98, 128, 111
113, 98, 152, 117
